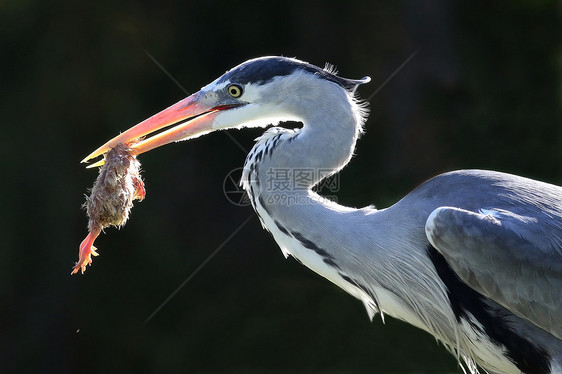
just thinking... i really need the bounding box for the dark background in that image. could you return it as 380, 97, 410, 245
1, 1, 560, 373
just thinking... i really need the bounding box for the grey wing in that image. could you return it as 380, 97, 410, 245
425, 206, 562, 339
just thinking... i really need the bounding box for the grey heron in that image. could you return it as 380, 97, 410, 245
82, 56, 562, 374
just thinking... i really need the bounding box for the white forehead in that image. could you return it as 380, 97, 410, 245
201, 77, 270, 103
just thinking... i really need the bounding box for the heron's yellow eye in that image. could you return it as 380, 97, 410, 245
227, 84, 243, 98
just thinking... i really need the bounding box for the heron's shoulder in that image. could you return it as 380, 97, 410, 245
394, 169, 562, 222
424, 169, 528, 185
412, 169, 560, 196
402, 170, 504, 202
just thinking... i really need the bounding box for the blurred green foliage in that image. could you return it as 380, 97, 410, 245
0, 0, 560, 373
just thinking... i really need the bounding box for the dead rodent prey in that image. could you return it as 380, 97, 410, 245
72, 143, 145, 275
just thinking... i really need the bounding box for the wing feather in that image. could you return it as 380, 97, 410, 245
425, 206, 562, 339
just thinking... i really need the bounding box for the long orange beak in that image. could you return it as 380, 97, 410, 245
81, 91, 241, 166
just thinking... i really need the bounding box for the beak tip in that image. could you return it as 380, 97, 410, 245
81, 150, 103, 167
85, 159, 105, 169
81, 146, 107, 165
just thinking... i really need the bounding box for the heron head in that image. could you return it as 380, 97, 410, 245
81, 56, 370, 165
